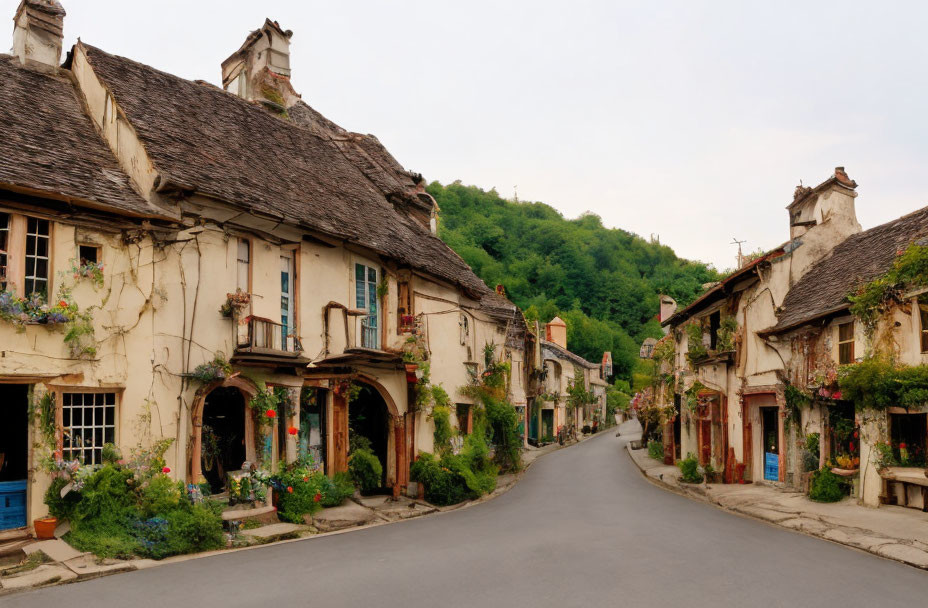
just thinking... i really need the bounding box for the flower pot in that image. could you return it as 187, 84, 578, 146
34, 516, 57, 539
404, 363, 418, 384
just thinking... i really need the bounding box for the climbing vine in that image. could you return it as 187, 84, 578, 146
849, 243, 928, 340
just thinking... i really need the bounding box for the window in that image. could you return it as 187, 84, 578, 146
709, 311, 721, 350
24, 217, 49, 297
456, 404, 472, 435
237, 239, 250, 292
838, 322, 855, 364
355, 262, 379, 349
62, 392, 116, 465
0, 212, 8, 291
920, 299, 928, 353
78, 244, 99, 265
280, 253, 295, 339
397, 279, 413, 333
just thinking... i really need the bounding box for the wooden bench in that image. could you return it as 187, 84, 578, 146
880, 467, 928, 512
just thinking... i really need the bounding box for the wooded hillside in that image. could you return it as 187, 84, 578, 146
430, 181, 718, 381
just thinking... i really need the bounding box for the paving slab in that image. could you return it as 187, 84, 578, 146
356, 495, 390, 508
313, 501, 377, 532
63, 554, 136, 578
240, 523, 304, 542
0, 564, 77, 589
875, 543, 928, 568
23, 539, 85, 563
376, 501, 438, 521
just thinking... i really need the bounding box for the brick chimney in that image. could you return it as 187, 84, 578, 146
12, 0, 65, 72
545, 316, 567, 350
221, 19, 300, 112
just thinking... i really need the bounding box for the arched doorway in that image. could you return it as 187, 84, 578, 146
190, 376, 258, 491
201, 387, 247, 494
349, 383, 391, 492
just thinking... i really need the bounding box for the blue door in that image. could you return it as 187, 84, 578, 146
1, 384, 30, 530
0, 480, 27, 530
764, 452, 779, 482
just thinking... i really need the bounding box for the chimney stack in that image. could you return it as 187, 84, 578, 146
545, 316, 567, 350
221, 19, 299, 112
12, 0, 65, 72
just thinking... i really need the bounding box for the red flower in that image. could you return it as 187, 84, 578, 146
288, 426, 298, 435
302, 476, 309, 482
853, 431, 859, 439
58, 301, 68, 308
848, 442, 855, 452
831, 391, 842, 400
162, 466, 171, 474
313, 493, 321, 503
287, 486, 293, 494
265, 409, 276, 419
900, 442, 907, 449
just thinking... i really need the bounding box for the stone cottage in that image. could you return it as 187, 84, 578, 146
0, 2, 527, 536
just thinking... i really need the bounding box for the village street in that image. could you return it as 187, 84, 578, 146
4, 421, 926, 607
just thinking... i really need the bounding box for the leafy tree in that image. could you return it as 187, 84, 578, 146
430, 181, 718, 383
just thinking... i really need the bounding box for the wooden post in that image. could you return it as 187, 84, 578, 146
332, 392, 349, 474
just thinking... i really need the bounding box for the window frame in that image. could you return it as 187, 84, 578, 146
353, 260, 381, 349
77, 244, 101, 266
24, 217, 51, 298
837, 321, 855, 365
56, 389, 121, 466
0, 211, 9, 291
236, 237, 251, 294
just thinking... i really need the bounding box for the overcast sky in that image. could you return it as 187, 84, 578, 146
4, 1, 927, 269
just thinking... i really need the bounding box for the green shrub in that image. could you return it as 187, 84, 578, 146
49, 462, 224, 560
485, 396, 522, 471
410, 453, 470, 506
273, 469, 327, 523
647, 440, 663, 460
320, 472, 356, 507
809, 467, 847, 502
678, 454, 703, 483
44, 477, 80, 521
431, 405, 453, 454
348, 448, 383, 493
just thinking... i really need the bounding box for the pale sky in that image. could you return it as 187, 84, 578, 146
4, 0, 928, 269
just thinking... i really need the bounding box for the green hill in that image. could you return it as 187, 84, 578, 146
429, 181, 719, 381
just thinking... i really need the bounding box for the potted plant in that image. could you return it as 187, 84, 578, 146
33, 515, 57, 539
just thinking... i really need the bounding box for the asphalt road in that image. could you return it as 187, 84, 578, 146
6, 422, 927, 607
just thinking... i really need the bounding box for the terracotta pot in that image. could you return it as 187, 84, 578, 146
404, 363, 418, 384
34, 516, 57, 540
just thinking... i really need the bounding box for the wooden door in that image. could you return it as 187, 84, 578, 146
332, 393, 349, 474
699, 419, 712, 465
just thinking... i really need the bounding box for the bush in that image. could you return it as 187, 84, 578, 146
319, 472, 356, 507
647, 440, 663, 461
678, 454, 703, 483
48, 462, 224, 560
272, 469, 327, 524
809, 467, 847, 502
348, 448, 383, 494
410, 453, 470, 506
581, 425, 591, 434
484, 397, 522, 471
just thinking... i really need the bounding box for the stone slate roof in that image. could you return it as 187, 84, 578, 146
541, 340, 600, 370
78, 44, 494, 297
0, 55, 151, 216
769, 205, 928, 333
77, 44, 521, 326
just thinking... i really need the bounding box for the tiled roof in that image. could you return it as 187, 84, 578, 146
77, 44, 521, 326
769, 205, 928, 333
0, 55, 152, 216
541, 340, 599, 369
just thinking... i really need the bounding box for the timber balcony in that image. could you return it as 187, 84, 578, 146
233, 315, 309, 367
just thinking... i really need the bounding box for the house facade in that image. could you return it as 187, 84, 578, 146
0, 2, 527, 533
661, 168, 864, 484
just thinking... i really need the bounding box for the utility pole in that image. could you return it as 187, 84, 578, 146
731, 238, 746, 268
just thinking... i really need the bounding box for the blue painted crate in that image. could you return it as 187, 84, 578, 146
764, 452, 779, 482
0, 480, 27, 530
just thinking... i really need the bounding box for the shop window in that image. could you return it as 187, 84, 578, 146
62, 392, 116, 465
889, 412, 927, 467
24, 217, 50, 297
837, 322, 855, 364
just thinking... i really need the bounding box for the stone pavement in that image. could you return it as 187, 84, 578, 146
623, 421, 928, 570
